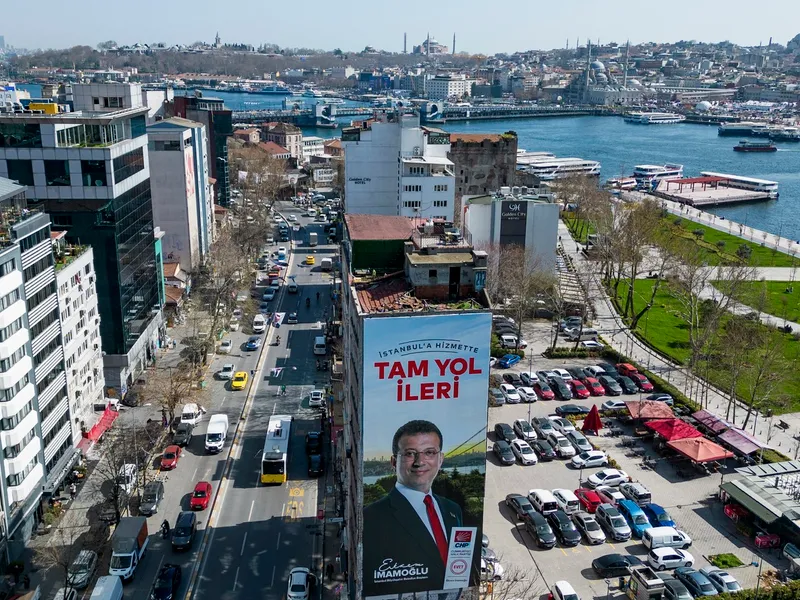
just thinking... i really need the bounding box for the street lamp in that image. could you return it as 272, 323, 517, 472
579, 465, 585, 488
605, 578, 611, 600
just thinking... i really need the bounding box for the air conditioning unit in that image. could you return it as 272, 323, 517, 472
413, 146, 421, 156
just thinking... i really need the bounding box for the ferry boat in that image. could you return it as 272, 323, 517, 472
624, 112, 685, 124
701, 171, 779, 199
256, 83, 292, 95
516, 150, 556, 169
521, 157, 601, 180
606, 177, 638, 191
322, 98, 345, 104
303, 89, 324, 98
769, 127, 800, 142
733, 140, 777, 152
717, 121, 769, 136
633, 164, 684, 188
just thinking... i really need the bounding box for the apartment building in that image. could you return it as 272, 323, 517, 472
426, 74, 476, 100
261, 121, 303, 161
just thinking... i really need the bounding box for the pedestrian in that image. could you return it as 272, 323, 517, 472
23, 574, 30, 590
69, 482, 77, 499
326, 563, 334, 581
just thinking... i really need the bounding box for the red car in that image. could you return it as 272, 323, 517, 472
160, 445, 181, 470
574, 488, 602, 513
581, 377, 606, 396
568, 380, 590, 399
616, 363, 639, 377
190, 481, 213, 510
533, 382, 555, 401
629, 373, 654, 392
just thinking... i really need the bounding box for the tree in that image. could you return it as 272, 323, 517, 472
34, 525, 109, 595
96, 40, 118, 51
138, 365, 210, 428
715, 314, 758, 422
618, 198, 662, 320
478, 561, 544, 600
629, 227, 678, 330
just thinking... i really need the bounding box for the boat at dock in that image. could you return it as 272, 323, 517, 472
516, 150, 557, 169
624, 112, 685, 124
700, 171, 779, 199
519, 157, 601, 180
633, 164, 684, 189
718, 121, 770, 136
606, 177, 638, 190
769, 127, 800, 142
733, 140, 777, 152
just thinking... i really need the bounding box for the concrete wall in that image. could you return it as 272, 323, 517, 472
343, 122, 400, 215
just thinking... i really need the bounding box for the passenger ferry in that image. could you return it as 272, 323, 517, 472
606, 177, 638, 191
303, 89, 324, 98
769, 127, 800, 142
733, 140, 777, 152
521, 157, 601, 180
624, 112, 685, 124
633, 164, 684, 188
701, 171, 779, 199
717, 121, 770, 136
516, 150, 557, 169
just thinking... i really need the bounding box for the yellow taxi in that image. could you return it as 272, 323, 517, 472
231, 371, 249, 390
306, 255, 315, 265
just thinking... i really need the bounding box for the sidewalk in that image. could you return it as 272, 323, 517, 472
558, 220, 800, 458
321, 373, 346, 599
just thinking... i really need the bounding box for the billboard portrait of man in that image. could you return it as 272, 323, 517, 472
362, 420, 463, 596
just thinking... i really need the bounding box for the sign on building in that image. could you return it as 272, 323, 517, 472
499, 199, 528, 246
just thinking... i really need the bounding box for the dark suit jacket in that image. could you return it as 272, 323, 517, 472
362, 487, 465, 597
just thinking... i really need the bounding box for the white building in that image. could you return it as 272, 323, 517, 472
147, 117, 214, 273
463, 186, 560, 272
342, 111, 455, 221
53, 232, 105, 444
426, 74, 476, 100
301, 136, 326, 163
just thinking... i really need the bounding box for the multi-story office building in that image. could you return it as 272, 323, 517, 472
342, 111, 455, 221
426, 74, 476, 100
147, 117, 214, 273
0, 82, 164, 395
301, 136, 326, 163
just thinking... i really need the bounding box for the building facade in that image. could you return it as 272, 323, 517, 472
301, 136, 326, 163
0, 82, 164, 395
426, 74, 476, 100
147, 117, 214, 273
261, 122, 303, 161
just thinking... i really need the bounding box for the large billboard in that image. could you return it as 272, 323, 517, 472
361, 312, 491, 598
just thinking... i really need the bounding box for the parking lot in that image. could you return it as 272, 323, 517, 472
484, 321, 782, 599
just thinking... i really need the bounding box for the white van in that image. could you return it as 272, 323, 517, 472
500, 334, 528, 349
313, 336, 327, 356
116, 464, 138, 495
307, 208, 317, 217
528, 489, 559, 515
90, 575, 123, 600
567, 328, 599, 342
205, 414, 229, 454
181, 403, 203, 426
552, 489, 581, 515
252, 314, 267, 333
642, 526, 693, 550
287, 281, 298, 294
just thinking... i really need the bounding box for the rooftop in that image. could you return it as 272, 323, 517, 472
354, 274, 482, 314
345, 214, 414, 241
147, 116, 203, 130
450, 133, 505, 143
0, 105, 149, 124
0, 178, 26, 203
406, 251, 475, 266
401, 155, 454, 166
258, 141, 290, 155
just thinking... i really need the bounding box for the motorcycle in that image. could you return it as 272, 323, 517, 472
306, 298, 311, 308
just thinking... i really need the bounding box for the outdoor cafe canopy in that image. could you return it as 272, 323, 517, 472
625, 400, 674, 420
667, 437, 734, 463
718, 427, 769, 456
644, 418, 703, 442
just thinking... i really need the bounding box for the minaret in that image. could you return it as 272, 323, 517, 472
623, 40, 630, 87
585, 40, 591, 98
404, 32, 407, 54
426, 32, 430, 56
215, 32, 221, 47
452, 33, 456, 55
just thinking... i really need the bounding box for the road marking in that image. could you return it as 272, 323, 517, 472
192, 467, 198, 481
560, 548, 568, 556
241, 532, 248, 556
289, 487, 304, 497
221, 396, 226, 407
248, 499, 255, 522
276, 532, 281, 549
233, 566, 239, 590
270, 565, 276, 588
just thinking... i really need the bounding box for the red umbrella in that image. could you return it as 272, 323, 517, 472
582, 405, 603, 435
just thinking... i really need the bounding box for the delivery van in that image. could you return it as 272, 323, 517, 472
313, 336, 327, 356
90, 576, 123, 600
181, 403, 203, 426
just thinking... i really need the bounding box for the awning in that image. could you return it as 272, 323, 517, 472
625, 400, 674, 420
86, 406, 119, 441
667, 437, 734, 462
720, 475, 800, 525
692, 410, 732, 433
43, 446, 81, 494
719, 427, 769, 455
644, 418, 703, 441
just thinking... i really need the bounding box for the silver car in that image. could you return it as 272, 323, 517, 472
566, 431, 592, 454
67, 550, 98, 589
595, 503, 632, 542
572, 511, 606, 545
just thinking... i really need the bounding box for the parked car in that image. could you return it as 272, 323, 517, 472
619, 482, 652, 507
502, 373, 524, 387
584, 365, 607, 378
630, 372, 654, 392
139, 481, 165, 516
554, 404, 590, 417
649, 548, 694, 571
547, 432, 576, 458
642, 504, 676, 528
532, 439, 557, 461
494, 423, 515, 443
489, 388, 505, 406
571, 450, 609, 469
520, 371, 539, 386
548, 417, 575, 435
553, 368, 573, 381
497, 354, 521, 368
551, 581, 580, 600
547, 510, 581, 546
587, 469, 630, 488
581, 377, 606, 396
575, 487, 603, 513
67, 550, 98, 589
558, 317, 583, 331
595, 504, 632, 542
513, 419, 536, 441
567, 367, 588, 380
598, 375, 622, 395
510, 439, 537, 465
601, 399, 627, 412
567, 379, 590, 399
534, 381, 555, 401
537, 370, 559, 384
517, 386, 537, 403
646, 393, 675, 406
190, 481, 213, 511
616, 363, 639, 377
592, 553, 641, 577
572, 511, 606, 545
172, 422, 193, 447
699, 567, 742, 594
617, 499, 653, 538
532, 417, 555, 439
595, 485, 625, 507
615, 375, 639, 395
505, 493, 537, 521
524, 512, 556, 549
566, 431, 593, 454
674, 568, 719, 597
550, 378, 574, 401
581, 340, 604, 350
659, 576, 693, 600
500, 383, 521, 404
493, 441, 516, 465
598, 362, 620, 376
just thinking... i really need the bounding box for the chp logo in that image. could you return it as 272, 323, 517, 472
454, 530, 473, 548
449, 559, 468, 576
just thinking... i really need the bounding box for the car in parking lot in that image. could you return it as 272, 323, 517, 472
151, 563, 183, 600
581, 340, 604, 350
615, 375, 639, 394
598, 362, 620, 376
523, 512, 557, 549
513, 419, 536, 441
674, 568, 718, 597
548, 417, 575, 435
584, 365, 607, 378
554, 404, 590, 417
547, 432, 576, 458
587, 468, 630, 488
489, 388, 505, 406
581, 376, 606, 396
520, 371, 538, 385
598, 376, 622, 395
547, 510, 581, 546
595, 504, 632, 542
630, 372, 654, 392
553, 368, 572, 382
620, 482, 652, 507
532, 439, 557, 461
245, 336, 262, 350
502, 373, 524, 387
550, 378, 573, 400
494, 423, 515, 443
566, 431, 592, 454
617, 499, 653, 538
537, 370, 559, 383
505, 493, 537, 521
659, 575, 693, 600
517, 386, 537, 403
646, 393, 675, 406
595, 485, 625, 506
591, 553, 642, 577
500, 383, 521, 404
550, 580, 580, 600
534, 381, 555, 400
510, 439, 537, 465
231, 371, 249, 390
616, 363, 639, 377
571, 450, 608, 469
567, 367, 588, 380
493, 440, 516, 465
190, 481, 213, 511
575, 487, 603, 513
699, 567, 742, 594
558, 317, 583, 331
572, 511, 606, 545
532, 417, 555, 438
648, 548, 694, 571
601, 399, 627, 412
567, 379, 590, 399
497, 354, 521, 368
642, 503, 676, 528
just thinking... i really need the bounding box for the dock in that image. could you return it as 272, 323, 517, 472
651, 172, 778, 207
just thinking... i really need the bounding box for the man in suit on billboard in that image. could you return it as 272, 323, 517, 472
362, 420, 466, 596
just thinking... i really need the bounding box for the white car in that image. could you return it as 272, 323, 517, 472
480, 559, 504, 582
585, 365, 607, 378
601, 399, 627, 412
309, 390, 325, 408
551, 581, 580, 600
218, 364, 236, 380
288, 214, 297, 221
581, 340, 604, 349
510, 439, 537, 465
571, 450, 609, 469
699, 567, 743, 593
517, 386, 537, 403
489, 357, 498, 369
548, 416, 575, 435
278, 246, 287, 255
218, 339, 233, 354
513, 419, 536, 441
587, 469, 630, 489
553, 368, 572, 382
519, 371, 539, 385
500, 384, 521, 404
648, 548, 694, 571
287, 567, 313, 600
274, 215, 283, 223
595, 485, 625, 505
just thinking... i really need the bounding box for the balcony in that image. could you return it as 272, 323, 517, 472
7, 463, 44, 505
1, 409, 39, 448
0, 356, 33, 392
0, 329, 29, 362
4, 437, 41, 476
0, 382, 34, 420
0, 298, 26, 331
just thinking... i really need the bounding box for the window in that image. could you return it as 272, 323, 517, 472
434, 184, 449, 192
104, 96, 124, 108
148, 140, 181, 152
19, 227, 49, 252
0, 317, 24, 342
403, 200, 421, 208
428, 269, 438, 278
4, 428, 36, 459
52, 215, 73, 227
81, 160, 108, 186
130, 115, 146, 138
433, 200, 448, 207
23, 254, 54, 281
0, 288, 20, 311
39, 387, 67, 423
0, 347, 26, 372
0, 375, 29, 403
0, 123, 41, 148
0, 258, 16, 277
403, 185, 422, 192
44, 160, 71, 186
0, 400, 32, 431
26, 281, 56, 313
42, 410, 69, 446
6, 160, 34, 186
30, 309, 58, 339
34, 337, 61, 368
112, 147, 144, 184
6, 455, 39, 487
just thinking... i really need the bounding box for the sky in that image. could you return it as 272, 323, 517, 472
5, 0, 800, 54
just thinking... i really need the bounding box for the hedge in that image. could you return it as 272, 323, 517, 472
716, 579, 800, 599
543, 345, 607, 359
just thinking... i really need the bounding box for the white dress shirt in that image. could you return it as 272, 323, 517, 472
395, 482, 448, 544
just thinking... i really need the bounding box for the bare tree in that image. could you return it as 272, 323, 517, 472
34, 525, 109, 595
138, 365, 210, 430
479, 562, 544, 600
618, 198, 663, 319
89, 429, 138, 526
714, 314, 758, 421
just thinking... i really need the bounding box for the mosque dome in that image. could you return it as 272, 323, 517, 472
696, 101, 712, 112
590, 60, 605, 71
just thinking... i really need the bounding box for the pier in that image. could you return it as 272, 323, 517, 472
650, 173, 778, 207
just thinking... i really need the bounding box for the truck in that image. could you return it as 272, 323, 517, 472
309, 232, 318, 247
320, 257, 333, 272
109, 517, 148, 581
205, 414, 229, 453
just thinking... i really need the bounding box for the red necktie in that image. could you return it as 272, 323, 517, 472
424, 495, 448, 564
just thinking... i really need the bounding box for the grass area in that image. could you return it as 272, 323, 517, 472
731, 280, 800, 324
708, 554, 745, 569
666, 217, 799, 267
613, 278, 800, 414
562, 212, 595, 243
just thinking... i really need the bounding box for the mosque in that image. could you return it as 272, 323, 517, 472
564, 43, 650, 105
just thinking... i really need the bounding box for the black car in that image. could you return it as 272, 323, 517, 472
567, 367, 588, 380
599, 375, 623, 396
547, 510, 581, 546
308, 454, 323, 478
550, 378, 573, 401
494, 423, 515, 443
139, 481, 165, 516
505, 494, 537, 521
598, 362, 619, 376
592, 553, 643, 577
493, 441, 516, 465
615, 375, 639, 395
555, 404, 590, 417
172, 422, 193, 447
532, 439, 557, 461
524, 512, 557, 549
658, 576, 693, 600
502, 373, 523, 387
287, 312, 298, 324
305, 432, 323, 455
151, 563, 182, 600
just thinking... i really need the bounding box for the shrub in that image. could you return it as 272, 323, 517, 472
760, 449, 791, 464
490, 347, 524, 359
692, 228, 705, 238
736, 244, 752, 260
708, 553, 744, 569
716, 240, 726, 249
673, 216, 683, 226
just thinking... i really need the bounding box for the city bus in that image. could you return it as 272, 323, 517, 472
261, 415, 293, 484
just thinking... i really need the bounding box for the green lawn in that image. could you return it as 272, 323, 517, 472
562, 213, 595, 243
731, 280, 800, 324
613, 278, 800, 414
666, 218, 799, 267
